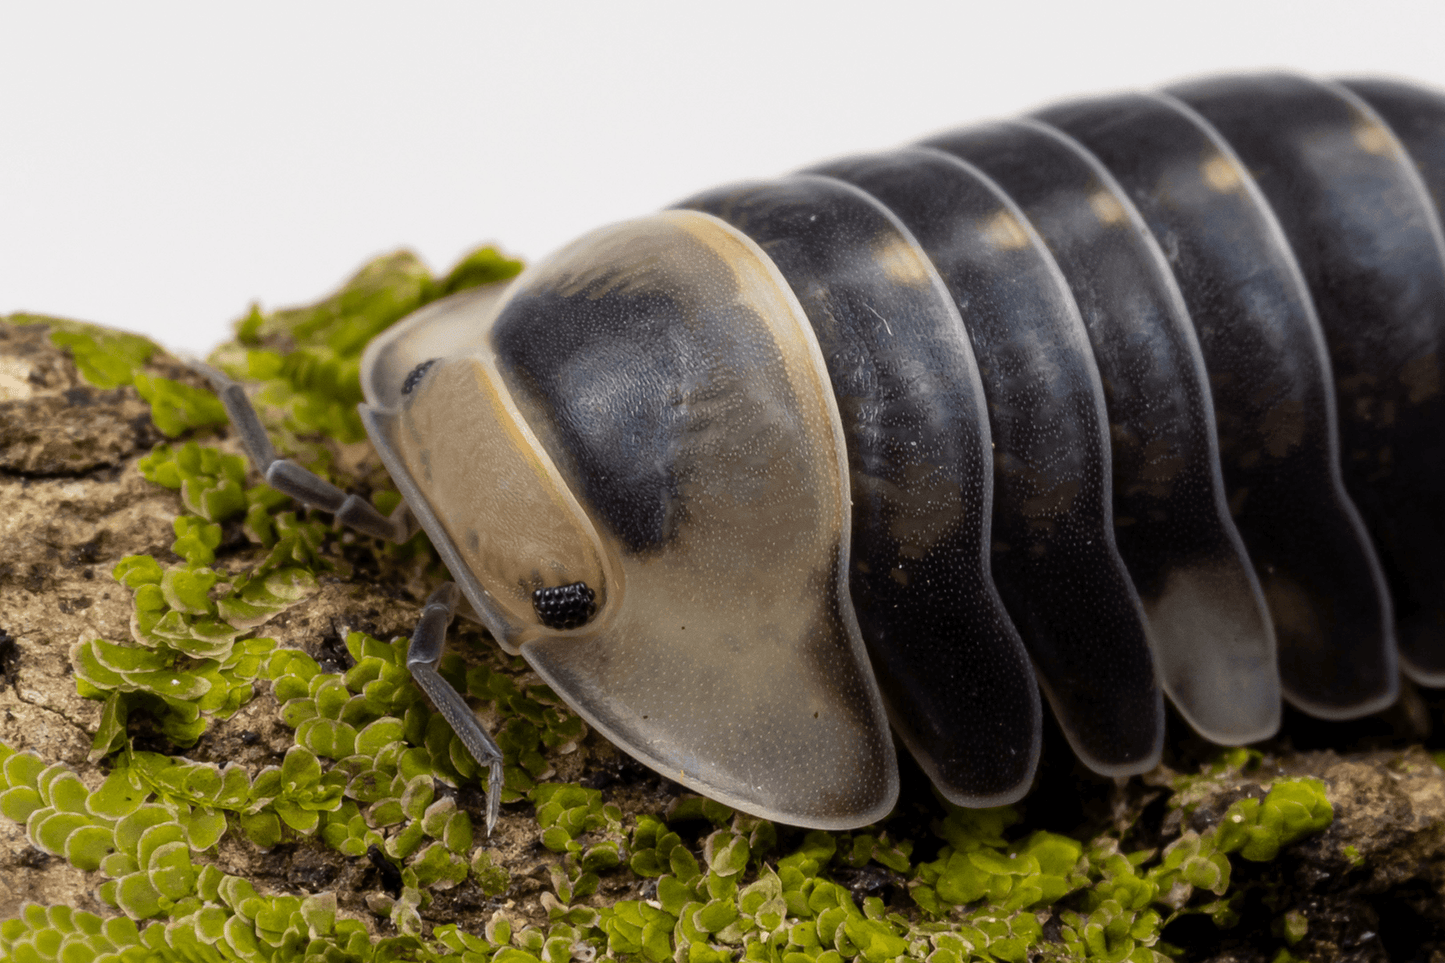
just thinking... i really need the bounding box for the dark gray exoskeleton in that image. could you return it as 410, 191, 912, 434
208, 72, 1445, 831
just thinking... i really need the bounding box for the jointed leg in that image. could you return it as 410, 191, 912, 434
407, 583, 506, 834
199, 362, 417, 542
201, 363, 505, 831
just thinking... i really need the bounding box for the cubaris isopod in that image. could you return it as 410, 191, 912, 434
206, 72, 1445, 831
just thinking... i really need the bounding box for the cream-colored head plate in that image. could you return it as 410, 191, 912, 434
361, 211, 898, 828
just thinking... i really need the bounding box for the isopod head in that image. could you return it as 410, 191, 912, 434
360, 210, 899, 829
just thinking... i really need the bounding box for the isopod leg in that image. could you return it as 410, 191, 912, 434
203, 362, 505, 828
406, 583, 506, 834
198, 362, 418, 542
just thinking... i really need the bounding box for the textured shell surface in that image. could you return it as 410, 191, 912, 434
357, 72, 1445, 830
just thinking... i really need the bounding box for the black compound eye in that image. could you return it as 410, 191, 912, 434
532, 581, 597, 630
401, 358, 440, 395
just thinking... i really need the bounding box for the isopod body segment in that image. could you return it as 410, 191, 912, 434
355, 73, 1445, 829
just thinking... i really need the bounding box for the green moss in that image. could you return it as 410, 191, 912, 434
4, 314, 228, 438
6, 313, 157, 388
77, 433, 339, 753
1213, 779, 1332, 862
73, 534, 297, 753
134, 373, 230, 437
1278, 908, 1308, 945
24, 727, 1332, 963
211, 245, 522, 448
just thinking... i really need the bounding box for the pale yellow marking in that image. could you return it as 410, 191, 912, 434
871, 234, 933, 287
981, 210, 1030, 251
1353, 121, 1398, 158
1088, 189, 1127, 226
1201, 153, 1242, 194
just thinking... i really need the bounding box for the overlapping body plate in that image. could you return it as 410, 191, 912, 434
360, 73, 1445, 828
1170, 76, 1445, 691
680, 175, 1042, 806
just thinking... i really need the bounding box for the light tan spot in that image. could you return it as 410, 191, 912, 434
1201, 153, 1241, 194
1088, 189, 1127, 226
872, 234, 933, 287
1353, 121, 1397, 158
981, 210, 1030, 251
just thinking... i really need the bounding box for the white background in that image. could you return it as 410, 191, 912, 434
4, 0, 1443, 356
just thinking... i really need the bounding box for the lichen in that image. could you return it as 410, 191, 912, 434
0, 248, 1341, 963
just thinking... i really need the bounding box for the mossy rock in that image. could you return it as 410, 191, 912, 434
3, 253, 1445, 963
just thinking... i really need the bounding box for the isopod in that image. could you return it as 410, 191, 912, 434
206, 72, 1445, 831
